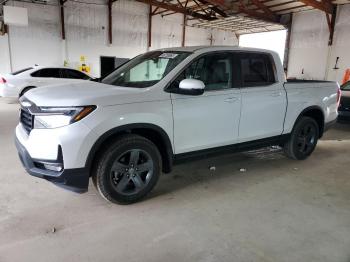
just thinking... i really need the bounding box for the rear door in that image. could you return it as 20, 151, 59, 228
170, 52, 241, 154
236, 52, 286, 142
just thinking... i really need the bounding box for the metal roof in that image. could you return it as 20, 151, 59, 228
135, 0, 345, 35
3, 0, 347, 36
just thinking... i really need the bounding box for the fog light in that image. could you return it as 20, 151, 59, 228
43, 163, 63, 172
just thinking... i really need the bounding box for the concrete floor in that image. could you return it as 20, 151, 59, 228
0, 97, 350, 262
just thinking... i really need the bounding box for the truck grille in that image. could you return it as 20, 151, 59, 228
20, 107, 33, 134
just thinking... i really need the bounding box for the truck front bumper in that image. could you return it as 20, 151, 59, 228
14, 120, 97, 193
15, 137, 89, 193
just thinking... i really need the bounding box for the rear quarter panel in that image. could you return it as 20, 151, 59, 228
283, 82, 339, 134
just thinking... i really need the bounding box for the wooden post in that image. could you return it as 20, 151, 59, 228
209, 33, 214, 46
148, 4, 152, 48
328, 5, 337, 46
181, 14, 186, 47
108, 0, 112, 45
59, 0, 66, 40
283, 14, 293, 73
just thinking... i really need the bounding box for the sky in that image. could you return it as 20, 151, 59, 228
239, 30, 287, 64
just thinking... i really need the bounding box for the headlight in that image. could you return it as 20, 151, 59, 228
33, 106, 96, 129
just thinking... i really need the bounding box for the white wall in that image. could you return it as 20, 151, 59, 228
287, 4, 350, 83
0, 0, 238, 77
287, 10, 329, 80
8, 3, 63, 71
326, 4, 350, 83
0, 34, 11, 74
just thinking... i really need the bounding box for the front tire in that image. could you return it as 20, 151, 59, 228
92, 134, 161, 204
284, 116, 319, 160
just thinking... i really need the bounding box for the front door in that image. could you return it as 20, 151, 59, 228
170, 52, 241, 154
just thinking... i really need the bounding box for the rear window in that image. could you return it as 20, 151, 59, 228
238, 53, 276, 87
31, 68, 61, 78
11, 67, 33, 75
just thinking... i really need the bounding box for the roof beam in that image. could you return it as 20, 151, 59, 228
204, 0, 230, 9
134, 0, 216, 20
198, 0, 228, 17
298, 0, 334, 14
238, 1, 279, 24
276, 4, 306, 13
250, 0, 277, 20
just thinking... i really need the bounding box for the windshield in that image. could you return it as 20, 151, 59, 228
341, 81, 350, 91
101, 51, 191, 88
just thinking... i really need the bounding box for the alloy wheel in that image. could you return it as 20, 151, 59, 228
296, 124, 317, 154
110, 149, 154, 195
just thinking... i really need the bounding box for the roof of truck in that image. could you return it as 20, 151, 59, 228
155, 45, 276, 55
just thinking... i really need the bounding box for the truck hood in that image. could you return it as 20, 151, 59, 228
24, 81, 155, 107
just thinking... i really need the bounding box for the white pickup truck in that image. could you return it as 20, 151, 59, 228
15, 46, 340, 204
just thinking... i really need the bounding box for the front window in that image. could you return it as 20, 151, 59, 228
101, 51, 191, 88
170, 53, 233, 91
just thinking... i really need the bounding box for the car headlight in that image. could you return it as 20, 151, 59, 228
33, 106, 96, 129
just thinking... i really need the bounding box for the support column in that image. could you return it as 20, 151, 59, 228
181, 14, 186, 47
328, 5, 337, 46
59, 0, 66, 40
108, 0, 112, 45
283, 14, 293, 74
7, 26, 13, 72
148, 4, 152, 49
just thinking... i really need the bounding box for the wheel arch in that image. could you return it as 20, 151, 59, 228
294, 106, 325, 138
19, 86, 37, 97
86, 123, 174, 176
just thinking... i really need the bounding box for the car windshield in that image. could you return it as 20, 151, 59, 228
341, 81, 350, 91
101, 51, 191, 88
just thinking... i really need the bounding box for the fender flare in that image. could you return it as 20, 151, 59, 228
292, 105, 325, 136
19, 86, 37, 97
85, 123, 174, 174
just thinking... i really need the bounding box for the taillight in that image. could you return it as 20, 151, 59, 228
337, 87, 341, 107
0, 77, 6, 84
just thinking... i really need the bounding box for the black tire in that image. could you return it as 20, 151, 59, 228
284, 116, 319, 160
92, 134, 161, 204
19, 86, 36, 97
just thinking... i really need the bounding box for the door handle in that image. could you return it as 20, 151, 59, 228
224, 97, 239, 103
271, 91, 282, 97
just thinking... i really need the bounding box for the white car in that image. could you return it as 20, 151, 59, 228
0, 66, 92, 98
14, 46, 340, 204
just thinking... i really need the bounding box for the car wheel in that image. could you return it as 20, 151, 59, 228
19, 86, 36, 98
284, 116, 319, 160
92, 134, 161, 204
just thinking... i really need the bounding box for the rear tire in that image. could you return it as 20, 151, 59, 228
92, 134, 161, 204
19, 86, 36, 98
284, 116, 319, 160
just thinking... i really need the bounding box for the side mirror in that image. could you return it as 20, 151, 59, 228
177, 79, 205, 95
